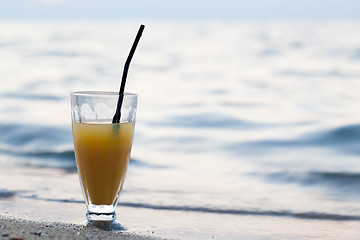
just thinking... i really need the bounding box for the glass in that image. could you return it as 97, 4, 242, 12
70, 91, 137, 230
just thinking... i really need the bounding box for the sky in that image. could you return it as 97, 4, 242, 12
0, 0, 360, 19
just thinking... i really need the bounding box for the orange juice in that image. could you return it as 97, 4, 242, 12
72, 122, 135, 205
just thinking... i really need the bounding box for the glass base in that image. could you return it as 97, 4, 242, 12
87, 211, 116, 221
84, 219, 126, 231
84, 204, 126, 231
86, 204, 116, 221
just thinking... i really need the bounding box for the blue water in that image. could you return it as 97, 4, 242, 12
1, 20, 360, 224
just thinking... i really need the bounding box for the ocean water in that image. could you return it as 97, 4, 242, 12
1, 19, 360, 237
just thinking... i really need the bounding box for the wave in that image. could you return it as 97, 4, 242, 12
0, 123, 74, 168
0, 146, 75, 161
253, 171, 360, 197
148, 113, 261, 129
1, 92, 64, 101
18, 195, 360, 221
270, 171, 360, 185
230, 124, 360, 155
118, 203, 360, 221
0, 189, 18, 199
279, 69, 351, 78
0, 123, 71, 147
311, 124, 360, 146
130, 158, 170, 169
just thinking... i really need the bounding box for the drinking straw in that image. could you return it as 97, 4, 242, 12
112, 24, 145, 123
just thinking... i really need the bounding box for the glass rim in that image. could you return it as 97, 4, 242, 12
70, 91, 137, 97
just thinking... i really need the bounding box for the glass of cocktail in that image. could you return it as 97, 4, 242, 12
71, 91, 137, 230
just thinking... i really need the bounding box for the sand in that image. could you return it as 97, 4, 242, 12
0, 215, 163, 240
1, 188, 360, 239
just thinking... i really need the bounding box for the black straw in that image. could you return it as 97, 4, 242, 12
112, 24, 145, 123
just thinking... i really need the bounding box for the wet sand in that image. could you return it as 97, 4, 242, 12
1, 197, 360, 240
0, 197, 167, 240
0, 215, 161, 240
1, 167, 360, 239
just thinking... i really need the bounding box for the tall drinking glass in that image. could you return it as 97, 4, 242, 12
71, 91, 137, 230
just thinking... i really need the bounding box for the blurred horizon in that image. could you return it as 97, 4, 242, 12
0, 0, 360, 20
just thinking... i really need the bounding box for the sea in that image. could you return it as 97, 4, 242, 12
1, 19, 360, 239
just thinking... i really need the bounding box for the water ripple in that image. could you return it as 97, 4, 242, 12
149, 113, 258, 129
19, 195, 360, 221
229, 124, 360, 155
1, 92, 63, 101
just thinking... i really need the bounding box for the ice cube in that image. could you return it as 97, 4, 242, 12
80, 103, 96, 120
94, 103, 112, 120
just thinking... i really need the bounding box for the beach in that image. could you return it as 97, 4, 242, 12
1, 20, 360, 239
1, 193, 360, 240
2, 169, 360, 240
0, 216, 159, 240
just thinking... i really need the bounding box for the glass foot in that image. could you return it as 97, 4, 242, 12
84, 219, 126, 231
87, 210, 116, 222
